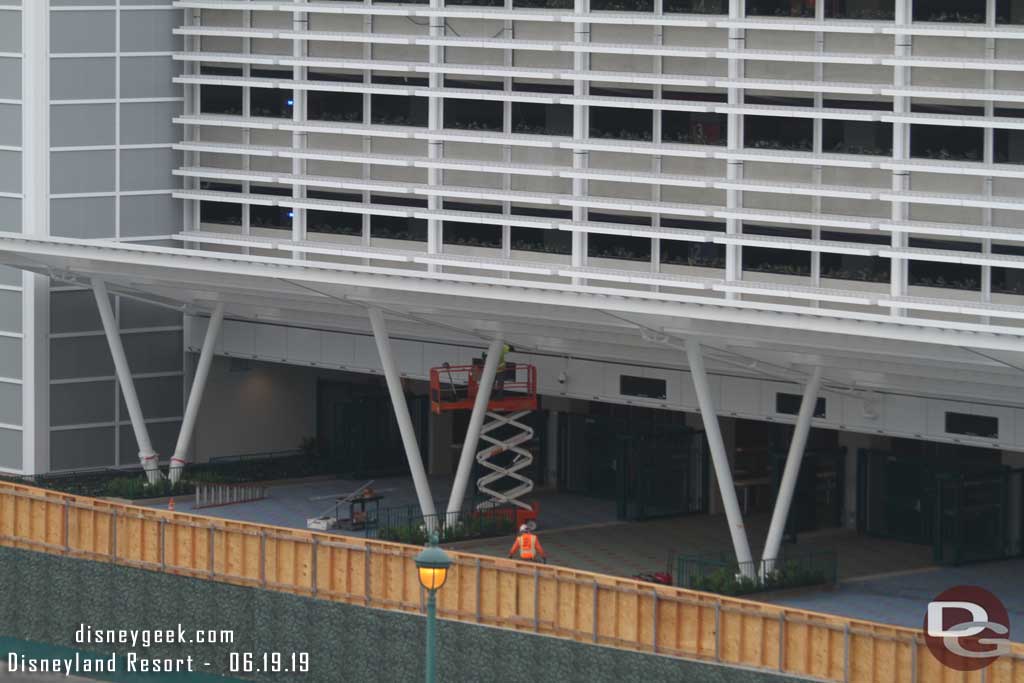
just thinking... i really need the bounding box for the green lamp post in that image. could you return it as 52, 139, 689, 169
415, 533, 452, 683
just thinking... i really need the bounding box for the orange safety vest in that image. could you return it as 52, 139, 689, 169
515, 533, 539, 559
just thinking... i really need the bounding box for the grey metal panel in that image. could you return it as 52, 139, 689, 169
0, 104, 22, 147
0, 11, 20, 52
119, 148, 181, 192
51, 150, 115, 195
0, 58, 20, 100
0, 104, 19, 147
0, 382, 21, 426
51, 57, 116, 101
0, 198, 20, 233
119, 194, 183, 238
120, 10, 181, 53
118, 375, 182, 420
120, 56, 181, 99
0, 290, 22, 333
120, 101, 182, 145
0, 337, 21, 379
119, 420, 180, 464
51, 11, 116, 54
0, 151, 20, 193
50, 380, 115, 427
51, 103, 115, 147
0, 267, 21, 287
50, 289, 103, 334
0, 428, 21, 469
119, 296, 181, 330
50, 335, 113, 380
52, 1, 115, 5
50, 427, 114, 471
50, 197, 115, 239
123, 331, 183, 374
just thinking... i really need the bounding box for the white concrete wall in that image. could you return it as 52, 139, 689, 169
192, 317, 1024, 454
192, 356, 317, 463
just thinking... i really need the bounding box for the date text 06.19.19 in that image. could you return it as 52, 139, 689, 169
229, 652, 310, 674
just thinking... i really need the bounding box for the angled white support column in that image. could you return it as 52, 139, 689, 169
686, 338, 755, 577
447, 338, 503, 519
92, 280, 160, 484
761, 366, 824, 572
368, 308, 437, 522
169, 304, 225, 484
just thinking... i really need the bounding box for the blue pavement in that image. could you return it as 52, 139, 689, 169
769, 559, 1024, 642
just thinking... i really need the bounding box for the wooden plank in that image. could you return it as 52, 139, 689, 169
10, 481, 1024, 683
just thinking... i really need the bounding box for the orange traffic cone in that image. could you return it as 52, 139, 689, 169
168, 497, 175, 511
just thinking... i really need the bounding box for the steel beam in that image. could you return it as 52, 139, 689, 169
761, 366, 824, 571
447, 338, 503, 519
169, 304, 225, 483
92, 279, 160, 484
686, 337, 755, 576
368, 308, 437, 522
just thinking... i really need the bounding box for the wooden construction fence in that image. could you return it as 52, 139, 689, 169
0, 479, 1021, 682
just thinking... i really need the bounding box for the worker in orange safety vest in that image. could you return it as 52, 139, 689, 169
508, 524, 546, 562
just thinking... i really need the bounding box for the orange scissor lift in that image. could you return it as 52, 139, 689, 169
430, 361, 539, 513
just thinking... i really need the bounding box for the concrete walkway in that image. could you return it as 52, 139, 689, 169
771, 559, 1024, 641
147, 477, 618, 535
454, 512, 934, 581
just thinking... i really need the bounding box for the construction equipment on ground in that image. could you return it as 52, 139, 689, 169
430, 361, 539, 511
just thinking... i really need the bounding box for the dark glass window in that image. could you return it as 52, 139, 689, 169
308, 91, 362, 123
620, 376, 667, 400
444, 98, 503, 132
992, 243, 1024, 295
307, 190, 363, 237
995, 129, 1024, 164
824, 99, 892, 112
743, 226, 811, 276
199, 182, 242, 226
514, 0, 574, 7
747, 0, 814, 16
200, 85, 242, 116
908, 238, 981, 290
945, 412, 998, 439
590, 0, 654, 10
512, 102, 573, 136
910, 124, 983, 161
511, 227, 571, 254
776, 393, 826, 418
588, 233, 652, 262
250, 70, 293, 119
442, 222, 502, 248
249, 185, 292, 231
661, 241, 726, 268
663, 112, 728, 145
444, 78, 503, 91
447, 0, 502, 6
369, 195, 427, 242
371, 95, 428, 127
371, 216, 427, 241
665, 0, 726, 13
997, 0, 1024, 23
745, 115, 812, 152
820, 231, 891, 283
914, 0, 985, 22
589, 107, 653, 142
826, 0, 895, 19
823, 120, 892, 156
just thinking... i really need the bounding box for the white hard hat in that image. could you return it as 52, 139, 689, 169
519, 524, 530, 534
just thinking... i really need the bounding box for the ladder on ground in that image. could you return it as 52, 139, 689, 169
475, 410, 534, 511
